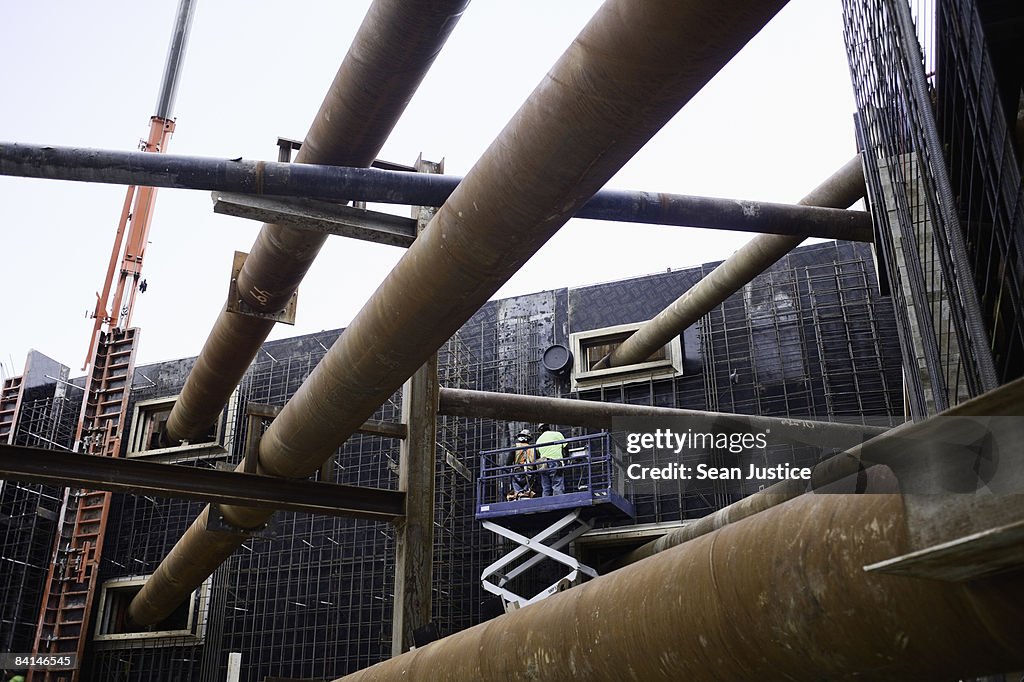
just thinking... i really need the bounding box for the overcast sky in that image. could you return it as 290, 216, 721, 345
0, 1, 859, 376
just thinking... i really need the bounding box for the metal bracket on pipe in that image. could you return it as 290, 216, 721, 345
276, 137, 302, 163
226, 250, 297, 324
213, 193, 418, 249
860, 414, 1024, 582
864, 518, 1024, 582
243, 402, 281, 474
206, 503, 277, 539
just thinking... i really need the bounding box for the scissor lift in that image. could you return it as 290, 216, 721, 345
475, 433, 634, 610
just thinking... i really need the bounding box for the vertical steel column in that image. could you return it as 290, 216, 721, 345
392, 157, 441, 656
596, 155, 867, 369
163, 0, 471, 444
129, 0, 790, 627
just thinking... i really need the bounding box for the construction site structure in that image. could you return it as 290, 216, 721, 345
1, 240, 908, 679
0, 0, 1022, 680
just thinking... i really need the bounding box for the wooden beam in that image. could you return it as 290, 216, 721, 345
392, 157, 441, 656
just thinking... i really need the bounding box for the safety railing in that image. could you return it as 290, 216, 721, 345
475, 432, 631, 519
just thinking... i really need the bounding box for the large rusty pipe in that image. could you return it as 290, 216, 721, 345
437, 387, 887, 449
163, 0, 470, 445
596, 154, 867, 369
611, 375, 1024, 569
337, 491, 1024, 680
128, 0, 790, 627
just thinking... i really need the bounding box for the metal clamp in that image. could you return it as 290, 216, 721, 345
225, 251, 297, 325
206, 503, 277, 539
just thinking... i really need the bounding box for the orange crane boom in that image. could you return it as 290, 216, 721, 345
31, 3, 197, 680
86, 115, 175, 369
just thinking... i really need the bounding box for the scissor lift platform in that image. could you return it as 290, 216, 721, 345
475, 433, 634, 610
477, 486, 634, 522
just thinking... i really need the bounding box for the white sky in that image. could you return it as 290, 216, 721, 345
0, 0, 859, 376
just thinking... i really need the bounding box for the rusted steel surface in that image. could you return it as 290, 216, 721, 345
337, 492, 1024, 681
597, 155, 867, 369
163, 0, 470, 445
129, 0, 789, 627
164, 307, 277, 442
437, 387, 886, 449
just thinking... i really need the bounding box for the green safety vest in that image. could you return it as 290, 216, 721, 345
535, 431, 566, 459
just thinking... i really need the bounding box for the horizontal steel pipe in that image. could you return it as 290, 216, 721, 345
612, 375, 1024, 569
337, 492, 1024, 681
597, 155, 867, 369
0, 143, 873, 242
130, 0, 790, 627
127, 0, 469, 627
437, 387, 887, 450
582, 187, 869, 240
161, 0, 469, 446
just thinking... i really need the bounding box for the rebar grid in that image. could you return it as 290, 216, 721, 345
845, 0, 1024, 416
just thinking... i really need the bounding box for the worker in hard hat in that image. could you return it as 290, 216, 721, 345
535, 423, 567, 496
509, 429, 537, 500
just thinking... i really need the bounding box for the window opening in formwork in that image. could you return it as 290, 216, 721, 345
125, 396, 225, 459
93, 576, 208, 642
570, 322, 683, 390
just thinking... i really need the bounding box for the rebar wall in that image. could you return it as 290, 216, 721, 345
81, 357, 231, 680
219, 343, 398, 679
844, 0, 1024, 417
932, 0, 1024, 384
0, 470, 64, 654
